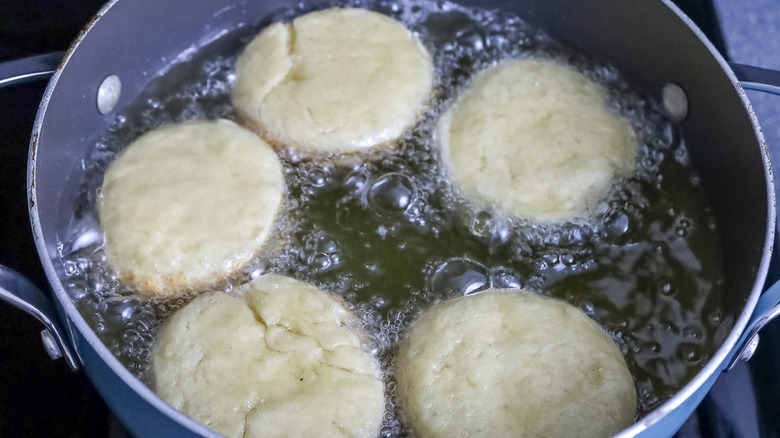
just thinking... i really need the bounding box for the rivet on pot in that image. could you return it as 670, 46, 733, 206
40, 328, 64, 361
97, 74, 122, 114
726, 332, 760, 372
662, 83, 688, 121
738, 333, 760, 363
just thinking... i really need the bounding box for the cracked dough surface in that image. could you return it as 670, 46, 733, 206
151, 274, 384, 438
396, 290, 637, 438
441, 58, 638, 222
233, 8, 433, 152
99, 119, 283, 296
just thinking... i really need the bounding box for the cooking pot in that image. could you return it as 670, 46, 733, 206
1, 0, 780, 436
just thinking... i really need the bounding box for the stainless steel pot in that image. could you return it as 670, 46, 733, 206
1, 0, 780, 436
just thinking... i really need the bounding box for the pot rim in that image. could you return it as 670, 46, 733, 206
26, 0, 776, 436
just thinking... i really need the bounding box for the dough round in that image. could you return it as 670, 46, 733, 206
396, 290, 636, 438
99, 119, 284, 296
152, 274, 385, 438
441, 58, 638, 222
233, 8, 434, 152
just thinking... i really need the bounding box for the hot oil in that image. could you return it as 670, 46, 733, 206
59, 0, 724, 434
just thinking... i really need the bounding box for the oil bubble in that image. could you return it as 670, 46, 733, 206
644, 342, 661, 353
345, 171, 368, 190
457, 28, 486, 50
489, 266, 522, 289
708, 311, 722, 326
311, 252, 332, 270
604, 209, 631, 238
677, 344, 703, 363
99, 296, 143, 327
369, 173, 416, 214
683, 327, 702, 339
306, 231, 338, 254
469, 210, 511, 247
307, 168, 327, 187
429, 258, 489, 296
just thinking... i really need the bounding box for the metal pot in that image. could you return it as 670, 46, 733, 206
2, 0, 780, 436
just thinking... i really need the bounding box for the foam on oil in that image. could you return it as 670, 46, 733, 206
59, 0, 725, 435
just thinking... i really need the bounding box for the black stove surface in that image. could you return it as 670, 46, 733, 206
1, 1, 779, 437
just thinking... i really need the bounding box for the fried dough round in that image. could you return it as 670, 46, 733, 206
396, 290, 637, 438
233, 8, 434, 152
152, 274, 385, 438
99, 119, 284, 296
441, 58, 638, 222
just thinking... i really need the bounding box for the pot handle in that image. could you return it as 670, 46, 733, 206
730, 62, 780, 95
0, 52, 64, 88
725, 279, 780, 371
0, 52, 79, 371
0, 264, 79, 371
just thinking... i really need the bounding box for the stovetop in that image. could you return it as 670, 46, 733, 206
1, 1, 779, 437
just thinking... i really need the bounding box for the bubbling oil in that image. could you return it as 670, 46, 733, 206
59, 0, 724, 435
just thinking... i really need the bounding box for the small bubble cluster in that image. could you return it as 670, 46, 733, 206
296, 231, 341, 273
